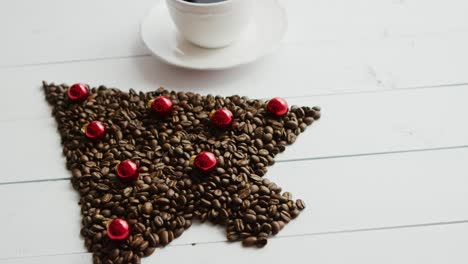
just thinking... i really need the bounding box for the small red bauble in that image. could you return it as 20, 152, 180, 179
193, 151, 217, 172
149, 96, 173, 115
83, 121, 106, 140
116, 160, 139, 180
266, 97, 289, 116
210, 109, 233, 128
107, 218, 130, 241
68, 83, 89, 101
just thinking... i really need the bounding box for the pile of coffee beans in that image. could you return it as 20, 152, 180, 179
43, 82, 321, 264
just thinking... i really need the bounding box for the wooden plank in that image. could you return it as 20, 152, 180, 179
0, 0, 154, 67
1, 217, 467, 264
98, 223, 468, 264
0, 45, 377, 122
0, 148, 467, 259
2, 0, 468, 67
367, 32, 468, 88
1, 85, 468, 183
284, 0, 468, 43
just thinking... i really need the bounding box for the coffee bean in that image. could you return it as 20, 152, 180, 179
271, 221, 281, 235
232, 197, 243, 205
291, 209, 300, 219
283, 192, 292, 200
296, 199, 306, 210
80, 155, 89, 162
123, 187, 133, 197
239, 188, 251, 199
142, 202, 153, 215
159, 230, 169, 246
200, 198, 211, 207
312, 109, 321, 119
234, 219, 244, 232
259, 186, 270, 195
303, 117, 314, 125
285, 120, 298, 129
144, 247, 156, 257
147, 233, 159, 247
155, 198, 170, 205
168, 230, 174, 242
256, 237, 268, 248
154, 216, 164, 227
131, 236, 143, 251
72, 168, 82, 178
250, 184, 260, 194
257, 215, 268, 222
96, 183, 110, 191
243, 214, 257, 223
101, 209, 111, 218
260, 223, 272, 234
287, 133, 296, 144
164, 188, 174, 197
254, 139, 263, 149
227, 232, 240, 241
242, 236, 257, 247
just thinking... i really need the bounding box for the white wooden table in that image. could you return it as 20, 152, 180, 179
1, 0, 467, 263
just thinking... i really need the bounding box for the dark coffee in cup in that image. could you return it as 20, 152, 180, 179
183, 0, 226, 3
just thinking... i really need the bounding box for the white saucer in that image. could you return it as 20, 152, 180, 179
141, 0, 287, 70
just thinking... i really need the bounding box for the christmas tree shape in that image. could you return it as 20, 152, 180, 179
43, 82, 321, 264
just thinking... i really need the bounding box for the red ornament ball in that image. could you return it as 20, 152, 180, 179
68, 83, 89, 101
116, 160, 139, 180
210, 109, 233, 128
266, 97, 289, 116
83, 121, 106, 140
150, 96, 173, 115
193, 151, 217, 172
107, 218, 130, 241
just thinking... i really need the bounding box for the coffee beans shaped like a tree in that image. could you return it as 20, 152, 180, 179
43, 82, 321, 264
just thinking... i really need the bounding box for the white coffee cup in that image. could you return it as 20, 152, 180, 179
166, 0, 253, 49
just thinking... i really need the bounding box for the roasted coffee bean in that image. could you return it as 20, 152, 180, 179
80, 155, 89, 162
96, 183, 110, 191
271, 221, 281, 235
154, 216, 164, 227
260, 223, 272, 234
232, 197, 243, 205
296, 199, 306, 210
234, 219, 244, 232
286, 120, 299, 129
227, 232, 240, 241
43, 83, 320, 263
243, 214, 257, 223
123, 187, 133, 197
256, 237, 268, 248
258, 149, 269, 156
304, 117, 314, 125
242, 236, 257, 247
142, 202, 153, 215
259, 186, 270, 195
131, 236, 144, 249
291, 209, 301, 219
144, 247, 156, 257
72, 168, 82, 178
280, 211, 291, 223
155, 198, 170, 205
239, 188, 251, 199
147, 233, 159, 247
159, 230, 169, 246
